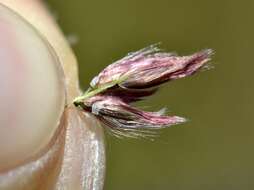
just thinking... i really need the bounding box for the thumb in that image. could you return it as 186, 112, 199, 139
0, 1, 105, 190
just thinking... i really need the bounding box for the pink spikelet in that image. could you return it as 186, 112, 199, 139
74, 45, 213, 138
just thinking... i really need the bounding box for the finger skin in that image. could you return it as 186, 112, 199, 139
0, 0, 79, 102
0, 4, 66, 170
56, 107, 105, 190
0, 1, 106, 190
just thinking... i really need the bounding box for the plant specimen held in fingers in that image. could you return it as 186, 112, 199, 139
74, 45, 213, 138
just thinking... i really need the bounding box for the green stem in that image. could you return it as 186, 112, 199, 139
73, 81, 118, 104
73, 75, 129, 105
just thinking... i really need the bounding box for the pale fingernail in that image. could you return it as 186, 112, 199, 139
0, 4, 65, 171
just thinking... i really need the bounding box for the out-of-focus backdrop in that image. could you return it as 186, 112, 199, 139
47, 0, 254, 189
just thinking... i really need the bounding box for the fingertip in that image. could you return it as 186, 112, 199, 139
0, 4, 65, 170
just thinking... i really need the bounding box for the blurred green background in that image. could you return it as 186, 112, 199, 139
47, 0, 254, 189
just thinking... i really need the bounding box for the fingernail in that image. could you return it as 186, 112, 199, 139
0, 4, 65, 170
